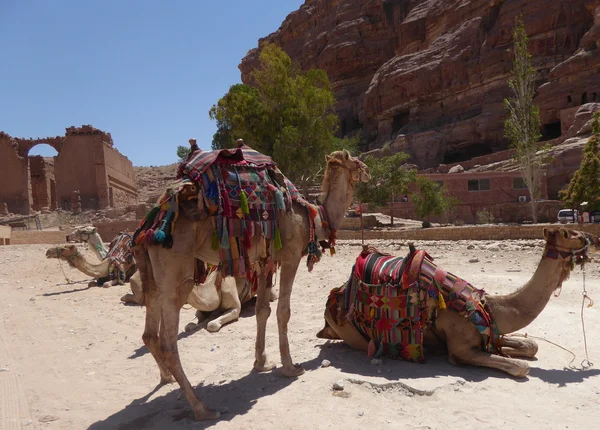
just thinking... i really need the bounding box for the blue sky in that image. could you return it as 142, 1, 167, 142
0, 0, 304, 166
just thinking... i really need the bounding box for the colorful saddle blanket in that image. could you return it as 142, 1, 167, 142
133, 143, 328, 278
106, 232, 135, 284
332, 247, 500, 363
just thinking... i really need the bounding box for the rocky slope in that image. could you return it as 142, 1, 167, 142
240, 0, 599, 169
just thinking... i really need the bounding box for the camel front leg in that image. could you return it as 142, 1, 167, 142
184, 310, 212, 333
277, 260, 304, 377
159, 278, 220, 421
499, 335, 539, 358
254, 271, 276, 372
449, 347, 530, 378
441, 311, 529, 378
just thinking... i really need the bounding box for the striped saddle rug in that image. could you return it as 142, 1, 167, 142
329, 246, 500, 362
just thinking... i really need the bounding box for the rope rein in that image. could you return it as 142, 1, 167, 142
579, 262, 594, 369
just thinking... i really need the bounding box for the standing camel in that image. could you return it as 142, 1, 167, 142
317, 227, 596, 377
133, 146, 370, 420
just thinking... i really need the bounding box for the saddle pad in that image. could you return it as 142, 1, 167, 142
106, 232, 134, 284
354, 248, 409, 286
339, 247, 500, 362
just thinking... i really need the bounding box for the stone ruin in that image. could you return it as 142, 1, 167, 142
0, 125, 138, 215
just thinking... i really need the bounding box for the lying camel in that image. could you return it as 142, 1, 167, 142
133, 145, 370, 420
46, 244, 138, 289
317, 227, 595, 378
45, 244, 268, 333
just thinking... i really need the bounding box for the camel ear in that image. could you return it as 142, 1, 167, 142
543, 228, 556, 240
343, 150, 350, 160
325, 154, 332, 162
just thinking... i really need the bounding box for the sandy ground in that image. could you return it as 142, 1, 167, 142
1, 239, 600, 430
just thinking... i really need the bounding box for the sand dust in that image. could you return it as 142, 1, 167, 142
1, 240, 600, 429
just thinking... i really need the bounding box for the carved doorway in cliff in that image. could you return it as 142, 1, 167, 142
109, 187, 115, 207
27, 144, 59, 212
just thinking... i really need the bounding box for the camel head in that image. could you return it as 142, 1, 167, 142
542, 227, 594, 267
325, 150, 371, 184
67, 225, 97, 243
45, 244, 80, 261
322, 150, 371, 208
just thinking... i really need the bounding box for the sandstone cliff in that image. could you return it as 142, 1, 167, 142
240, 0, 599, 169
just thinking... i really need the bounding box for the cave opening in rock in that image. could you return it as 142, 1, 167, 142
540, 121, 562, 141
340, 116, 362, 136
442, 142, 494, 165
392, 111, 410, 133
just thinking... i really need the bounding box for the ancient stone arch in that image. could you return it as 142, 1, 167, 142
0, 125, 138, 215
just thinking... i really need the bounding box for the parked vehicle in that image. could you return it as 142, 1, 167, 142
557, 209, 579, 224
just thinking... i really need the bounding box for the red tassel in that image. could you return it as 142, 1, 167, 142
135, 231, 147, 245
243, 227, 252, 249
222, 188, 232, 217
329, 228, 337, 248
144, 229, 155, 245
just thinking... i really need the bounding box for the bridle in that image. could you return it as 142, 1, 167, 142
543, 235, 591, 266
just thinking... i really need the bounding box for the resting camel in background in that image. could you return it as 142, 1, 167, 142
133, 148, 370, 420
45, 243, 265, 333
317, 227, 597, 378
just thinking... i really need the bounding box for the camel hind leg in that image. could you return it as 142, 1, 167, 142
148, 244, 220, 421
134, 248, 174, 384
158, 276, 220, 420
276, 260, 304, 377
253, 270, 276, 372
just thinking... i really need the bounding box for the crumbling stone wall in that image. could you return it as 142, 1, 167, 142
29, 156, 57, 211
0, 125, 137, 215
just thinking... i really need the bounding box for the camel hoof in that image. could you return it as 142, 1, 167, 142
206, 321, 221, 333
512, 363, 530, 378
280, 364, 305, 378
102, 281, 111, 288
194, 408, 220, 421
253, 361, 277, 373
184, 322, 198, 333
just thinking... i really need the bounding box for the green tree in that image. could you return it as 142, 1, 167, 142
209, 43, 351, 189
560, 112, 600, 210
176, 145, 190, 162
411, 176, 458, 223
355, 152, 416, 225
504, 17, 545, 223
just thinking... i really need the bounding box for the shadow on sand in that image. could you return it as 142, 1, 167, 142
85, 337, 600, 430
128, 298, 259, 360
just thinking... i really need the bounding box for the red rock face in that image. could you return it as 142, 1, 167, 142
240, 0, 597, 169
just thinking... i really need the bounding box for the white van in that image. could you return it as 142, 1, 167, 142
557, 209, 579, 224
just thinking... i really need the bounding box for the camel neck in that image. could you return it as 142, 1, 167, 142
321, 171, 350, 232
69, 253, 111, 278
88, 233, 108, 260
487, 252, 571, 334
